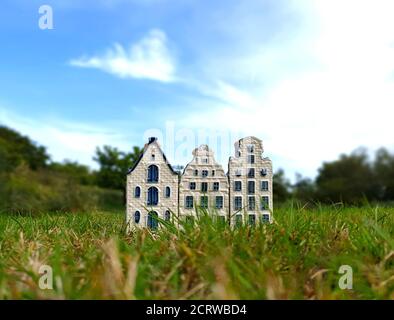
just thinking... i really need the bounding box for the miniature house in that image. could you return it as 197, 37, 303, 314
126, 137, 179, 230
179, 144, 229, 222
126, 136, 273, 230
228, 136, 273, 226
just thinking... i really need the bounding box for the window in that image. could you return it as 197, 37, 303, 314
247, 145, 255, 153
147, 187, 159, 206
234, 181, 242, 192
248, 181, 255, 194
212, 170, 215, 176
237, 151, 242, 157
234, 196, 242, 210
248, 168, 255, 178
165, 210, 171, 221
261, 196, 269, 210
151, 154, 155, 161
201, 182, 208, 192
165, 186, 171, 198
248, 155, 255, 164
248, 214, 256, 226
261, 169, 268, 176
215, 196, 224, 209
147, 211, 158, 230
194, 169, 198, 176
189, 182, 196, 190
248, 196, 256, 210
262, 214, 270, 223
217, 215, 226, 225
185, 216, 194, 226
235, 169, 242, 177
147, 165, 159, 182
202, 158, 208, 164
134, 211, 141, 224
185, 196, 194, 209
200, 196, 208, 209
134, 186, 141, 198
261, 181, 269, 191
202, 170, 208, 177
213, 182, 220, 191
235, 214, 243, 227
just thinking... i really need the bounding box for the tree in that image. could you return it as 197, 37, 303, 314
49, 160, 95, 186
373, 148, 394, 201
273, 169, 291, 204
0, 126, 49, 172
292, 173, 316, 203
94, 145, 142, 190
315, 149, 378, 204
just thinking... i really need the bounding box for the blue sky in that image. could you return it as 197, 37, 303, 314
1, 0, 394, 179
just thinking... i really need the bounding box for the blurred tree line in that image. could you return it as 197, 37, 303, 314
0, 126, 141, 214
275, 148, 394, 205
1, 125, 394, 213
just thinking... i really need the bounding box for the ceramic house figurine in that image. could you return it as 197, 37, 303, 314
126, 136, 273, 230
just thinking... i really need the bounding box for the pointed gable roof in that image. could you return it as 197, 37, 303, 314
126, 137, 178, 175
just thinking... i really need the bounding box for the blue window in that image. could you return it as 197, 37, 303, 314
247, 145, 254, 153
147, 165, 159, 182
200, 196, 208, 209
248, 181, 255, 194
147, 211, 159, 230
215, 196, 224, 209
262, 214, 270, 223
234, 196, 242, 210
185, 196, 194, 209
185, 216, 194, 225
202, 170, 208, 177
165, 210, 171, 221
249, 214, 256, 226
235, 214, 243, 227
248, 196, 255, 210
134, 211, 141, 224
261, 196, 269, 210
261, 181, 269, 191
189, 182, 196, 190
147, 187, 159, 206
213, 182, 220, 191
165, 186, 171, 198
218, 216, 226, 225
201, 182, 208, 192
134, 186, 141, 198
248, 155, 255, 164
234, 181, 242, 192
248, 168, 255, 178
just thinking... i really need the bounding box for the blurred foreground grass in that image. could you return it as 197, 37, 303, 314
0, 205, 393, 300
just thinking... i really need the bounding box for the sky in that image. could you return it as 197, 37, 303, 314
1, 0, 394, 179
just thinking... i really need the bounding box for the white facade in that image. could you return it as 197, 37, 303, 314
126, 136, 273, 230
179, 145, 229, 221
228, 136, 273, 226
126, 137, 179, 231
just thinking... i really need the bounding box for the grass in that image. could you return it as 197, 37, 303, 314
0, 204, 393, 300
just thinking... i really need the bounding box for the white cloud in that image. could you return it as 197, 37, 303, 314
180, 0, 394, 179
0, 108, 131, 168
70, 29, 176, 82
